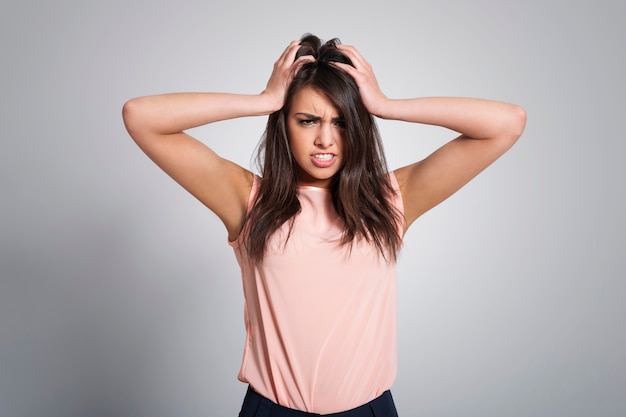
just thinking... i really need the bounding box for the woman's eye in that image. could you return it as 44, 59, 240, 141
299, 119, 316, 126
334, 120, 346, 128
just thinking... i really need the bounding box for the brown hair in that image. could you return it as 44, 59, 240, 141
243, 34, 403, 262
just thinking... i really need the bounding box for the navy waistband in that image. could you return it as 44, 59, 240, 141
238, 386, 398, 417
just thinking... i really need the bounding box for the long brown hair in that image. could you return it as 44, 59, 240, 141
243, 34, 403, 262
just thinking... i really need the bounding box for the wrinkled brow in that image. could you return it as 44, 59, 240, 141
293, 112, 344, 122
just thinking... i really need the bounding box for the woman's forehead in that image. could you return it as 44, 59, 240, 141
290, 86, 340, 116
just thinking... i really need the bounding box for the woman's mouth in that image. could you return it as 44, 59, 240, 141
311, 153, 336, 167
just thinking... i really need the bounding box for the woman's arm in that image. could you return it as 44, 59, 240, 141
122, 93, 272, 241
122, 41, 313, 240
333, 44, 526, 232
381, 96, 526, 230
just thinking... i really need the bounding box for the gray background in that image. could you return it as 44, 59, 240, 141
1, 1, 624, 416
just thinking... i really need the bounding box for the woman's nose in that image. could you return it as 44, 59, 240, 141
315, 124, 334, 148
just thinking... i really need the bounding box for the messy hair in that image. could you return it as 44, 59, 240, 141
243, 34, 403, 262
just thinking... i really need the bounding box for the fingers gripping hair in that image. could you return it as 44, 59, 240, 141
296, 34, 354, 67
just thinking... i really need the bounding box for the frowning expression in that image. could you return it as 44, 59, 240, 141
287, 86, 345, 188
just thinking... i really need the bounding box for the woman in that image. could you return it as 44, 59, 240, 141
122, 34, 526, 417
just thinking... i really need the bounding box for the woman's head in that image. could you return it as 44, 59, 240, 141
285, 85, 346, 188
246, 34, 402, 262
263, 34, 377, 188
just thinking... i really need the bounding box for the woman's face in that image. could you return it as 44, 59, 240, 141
286, 86, 345, 188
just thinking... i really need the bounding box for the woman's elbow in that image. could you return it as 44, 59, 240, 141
496, 104, 526, 148
122, 97, 146, 138
509, 104, 527, 141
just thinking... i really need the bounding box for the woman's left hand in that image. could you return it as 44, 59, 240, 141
331, 44, 389, 117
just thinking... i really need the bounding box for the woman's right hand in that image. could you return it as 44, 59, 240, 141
122, 40, 315, 241
261, 40, 315, 111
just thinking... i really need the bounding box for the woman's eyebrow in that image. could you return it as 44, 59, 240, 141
293, 112, 343, 121
293, 112, 321, 119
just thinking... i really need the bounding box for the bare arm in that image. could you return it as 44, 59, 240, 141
380, 96, 526, 230
333, 45, 526, 232
122, 41, 313, 240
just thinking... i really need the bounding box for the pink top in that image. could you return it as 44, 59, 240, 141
229, 173, 404, 414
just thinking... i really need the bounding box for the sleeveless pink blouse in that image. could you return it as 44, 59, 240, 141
229, 173, 404, 414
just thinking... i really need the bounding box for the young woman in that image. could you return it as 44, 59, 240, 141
122, 34, 526, 417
